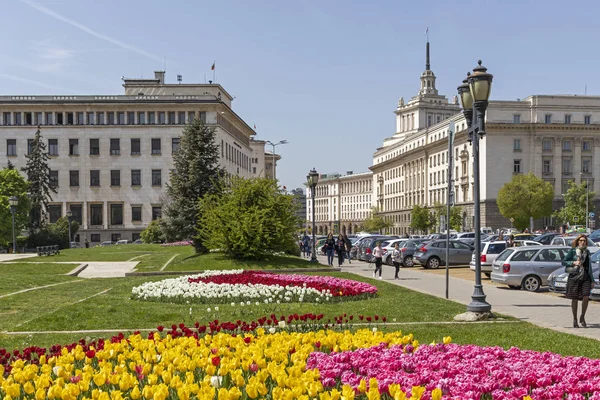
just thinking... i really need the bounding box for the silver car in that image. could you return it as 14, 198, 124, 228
548, 251, 600, 299
413, 239, 474, 269
490, 245, 569, 292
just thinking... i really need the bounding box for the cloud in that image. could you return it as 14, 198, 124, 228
0, 73, 70, 92
19, 0, 163, 62
29, 40, 75, 72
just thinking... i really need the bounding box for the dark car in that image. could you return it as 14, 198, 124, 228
533, 232, 560, 245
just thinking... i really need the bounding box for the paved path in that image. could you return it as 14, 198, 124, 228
0, 254, 37, 262
73, 262, 139, 278
315, 254, 600, 341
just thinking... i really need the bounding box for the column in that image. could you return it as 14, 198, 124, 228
82, 201, 88, 230
594, 138, 600, 194
553, 137, 562, 196
574, 137, 582, 179
103, 201, 108, 229
532, 136, 543, 176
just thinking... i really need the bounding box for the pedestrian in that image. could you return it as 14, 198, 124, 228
324, 233, 335, 266
343, 234, 353, 264
302, 233, 310, 258
391, 242, 401, 279
563, 234, 594, 328
507, 235, 515, 247
498, 233, 504, 242
85, 238, 90, 249
335, 234, 345, 267
373, 241, 383, 280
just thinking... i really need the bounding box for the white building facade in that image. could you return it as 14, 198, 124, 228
0, 72, 267, 244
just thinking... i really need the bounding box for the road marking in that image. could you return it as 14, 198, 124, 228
0, 280, 84, 299
160, 254, 179, 271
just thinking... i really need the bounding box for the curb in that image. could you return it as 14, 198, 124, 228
67, 263, 88, 276
126, 267, 341, 277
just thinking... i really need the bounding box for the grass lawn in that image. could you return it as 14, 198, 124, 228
1, 247, 600, 359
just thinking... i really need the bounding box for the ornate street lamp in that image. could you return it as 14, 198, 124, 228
307, 168, 320, 263
457, 60, 493, 314
9, 196, 18, 254
66, 209, 73, 248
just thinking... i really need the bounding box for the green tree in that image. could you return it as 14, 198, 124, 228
141, 219, 165, 244
497, 172, 554, 231
360, 207, 392, 234
432, 202, 464, 232
21, 127, 56, 230
161, 119, 225, 252
410, 205, 435, 233
554, 180, 595, 227
0, 168, 30, 248
26, 217, 79, 249
197, 177, 299, 260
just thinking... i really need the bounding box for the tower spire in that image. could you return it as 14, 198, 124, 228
426, 41, 430, 71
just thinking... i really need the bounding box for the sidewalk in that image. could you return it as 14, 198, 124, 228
315, 254, 600, 341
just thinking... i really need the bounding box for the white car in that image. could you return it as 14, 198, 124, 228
470, 241, 508, 276
116, 239, 130, 245
550, 236, 600, 253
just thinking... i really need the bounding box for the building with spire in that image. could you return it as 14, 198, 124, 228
369, 41, 600, 235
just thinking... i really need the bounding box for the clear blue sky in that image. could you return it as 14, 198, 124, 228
1, 0, 597, 190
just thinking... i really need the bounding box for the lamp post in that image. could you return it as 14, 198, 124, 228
581, 173, 590, 232
457, 60, 493, 314
307, 168, 320, 263
66, 209, 73, 248
266, 140, 288, 180
9, 196, 18, 254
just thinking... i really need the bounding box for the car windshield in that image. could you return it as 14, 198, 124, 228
496, 249, 514, 262
511, 249, 538, 261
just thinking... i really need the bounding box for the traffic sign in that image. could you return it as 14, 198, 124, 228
590, 212, 595, 218
574, 216, 579, 222
510, 218, 514, 223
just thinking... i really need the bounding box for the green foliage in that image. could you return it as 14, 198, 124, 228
26, 217, 79, 249
197, 177, 299, 260
0, 168, 30, 248
21, 127, 56, 230
410, 205, 434, 233
554, 180, 595, 226
141, 219, 165, 244
360, 207, 393, 234
431, 202, 463, 232
497, 172, 554, 230
161, 119, 225, 253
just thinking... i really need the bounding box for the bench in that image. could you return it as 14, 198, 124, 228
36, 245, 60, 256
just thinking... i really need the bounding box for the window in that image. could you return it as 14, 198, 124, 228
152, 169, 162, 186
90, 170, 100, 187
562, 180, 572, 194
49, 170, 59, 188
188, 111, 195, 122
70, 205, 82, 224
57, 113, 64, 125
585, 115, 591, 125
564, 114, 571, 124
131, 206, 142, 222
543, 139, 552, 151
48, 205, 61, 223
137, 112, 145, 124
110, 170, 120, 187
90, 204, 103, 225
69, 170, 79, 187
513, 139, 521, 151
158, 112, 166, 124
90, 139, 100, 155
107, 112, 115, 125
90, 233, 101, 242
513, 114, 521, 124
34, 112, 42, 125
132, 233, 141, 242
76, 112, 84, 125
127, 112, 135, 124
87, 112, 95, 125
148, 112, 156, 124
48, 139, 58, 155
131, 138, 141, 155
117, 112, 125, 125
582, 140, 591, 151
111, 233, 121, 242
513, 159, 521, 174
543, 158, 551, 174
151, 138, 161, 155
110, 204, 123, 225
24, 112, 32, 125
66, 112, 73, 125
582, 158, 591, 174
131, 169, 141, 186
168, 111, 176, 124
15, 113, 22, 125
27, 139, 34, 154
97, 112, 105, 124
562, 140, 572, 151
45, 112, 53, 125
110, 138, 120, 155
178, 111, 185, 124
152, 206, 162, 220
544, 114, 552, 124
562, 158, 572, 174
6, 139, 16, 156
172, 138, 180, 153
69, 139, 79, 155
427, 115, 432, 127
512, 250, 537, 262
200, 111, 207, 122
3, 112, 11, 125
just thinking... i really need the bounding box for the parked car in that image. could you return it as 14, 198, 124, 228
392, 239, 430, 267
357, 236, 392, 261
548, 251, 600, 297
469, 241, 508, 277
382, 239, 407, 265
513, 240, 543, 247
70, 242, 81, 248
550, 236, 599, 253
588, 230, 600, 246
413, 240, 474, 269
99, 241, 114, 246
116, 239, 130, 245
490, 245, 570, 292
133, 239, 144, 244
533, 232, 560, 245
513, 233, 538, 241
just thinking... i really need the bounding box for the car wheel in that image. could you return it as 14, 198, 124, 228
427, 257, 441, 269
403, 255, 414, 268
386, 255, 394, 266
521, 275, 541, 292
484, 272, 491, 278
508, 285, 521, 290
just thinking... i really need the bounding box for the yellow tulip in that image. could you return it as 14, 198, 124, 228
443, 336, 452, 345
431, 388, 442, 400
35, 387, 47, 400
357, 379, 367, 393
341, 384, 355, 400
366, 385, 381, 400
410, 386, 425, 400
130, 386, 141, 399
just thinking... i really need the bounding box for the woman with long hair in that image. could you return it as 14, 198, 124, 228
324, 233, 335, 266
562, 234, 595, 328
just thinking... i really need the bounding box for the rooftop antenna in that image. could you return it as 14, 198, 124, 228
177, 74, 182, 84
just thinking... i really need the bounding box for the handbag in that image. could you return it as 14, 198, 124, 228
568, 265, 585, 282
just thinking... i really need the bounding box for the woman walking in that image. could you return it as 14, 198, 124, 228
336, 234, 346, 267
563, 234, 594, 328
324, 233, 336, 266
391, 242, 401, 279
343, 234, 353, 264
373, 241, 383, 280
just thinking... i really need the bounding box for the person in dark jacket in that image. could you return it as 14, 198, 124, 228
563, 234, 595, 328
324, 233, 335, 266
343, 234, 353, 264
335, 234, 346, 266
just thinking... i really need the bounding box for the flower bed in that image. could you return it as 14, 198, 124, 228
160, 240, 193, 247
132, 269, 377, 304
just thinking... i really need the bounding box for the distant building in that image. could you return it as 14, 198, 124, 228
290, 188, 307, 229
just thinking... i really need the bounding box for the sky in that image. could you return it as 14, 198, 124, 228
1, 0, 598, 190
